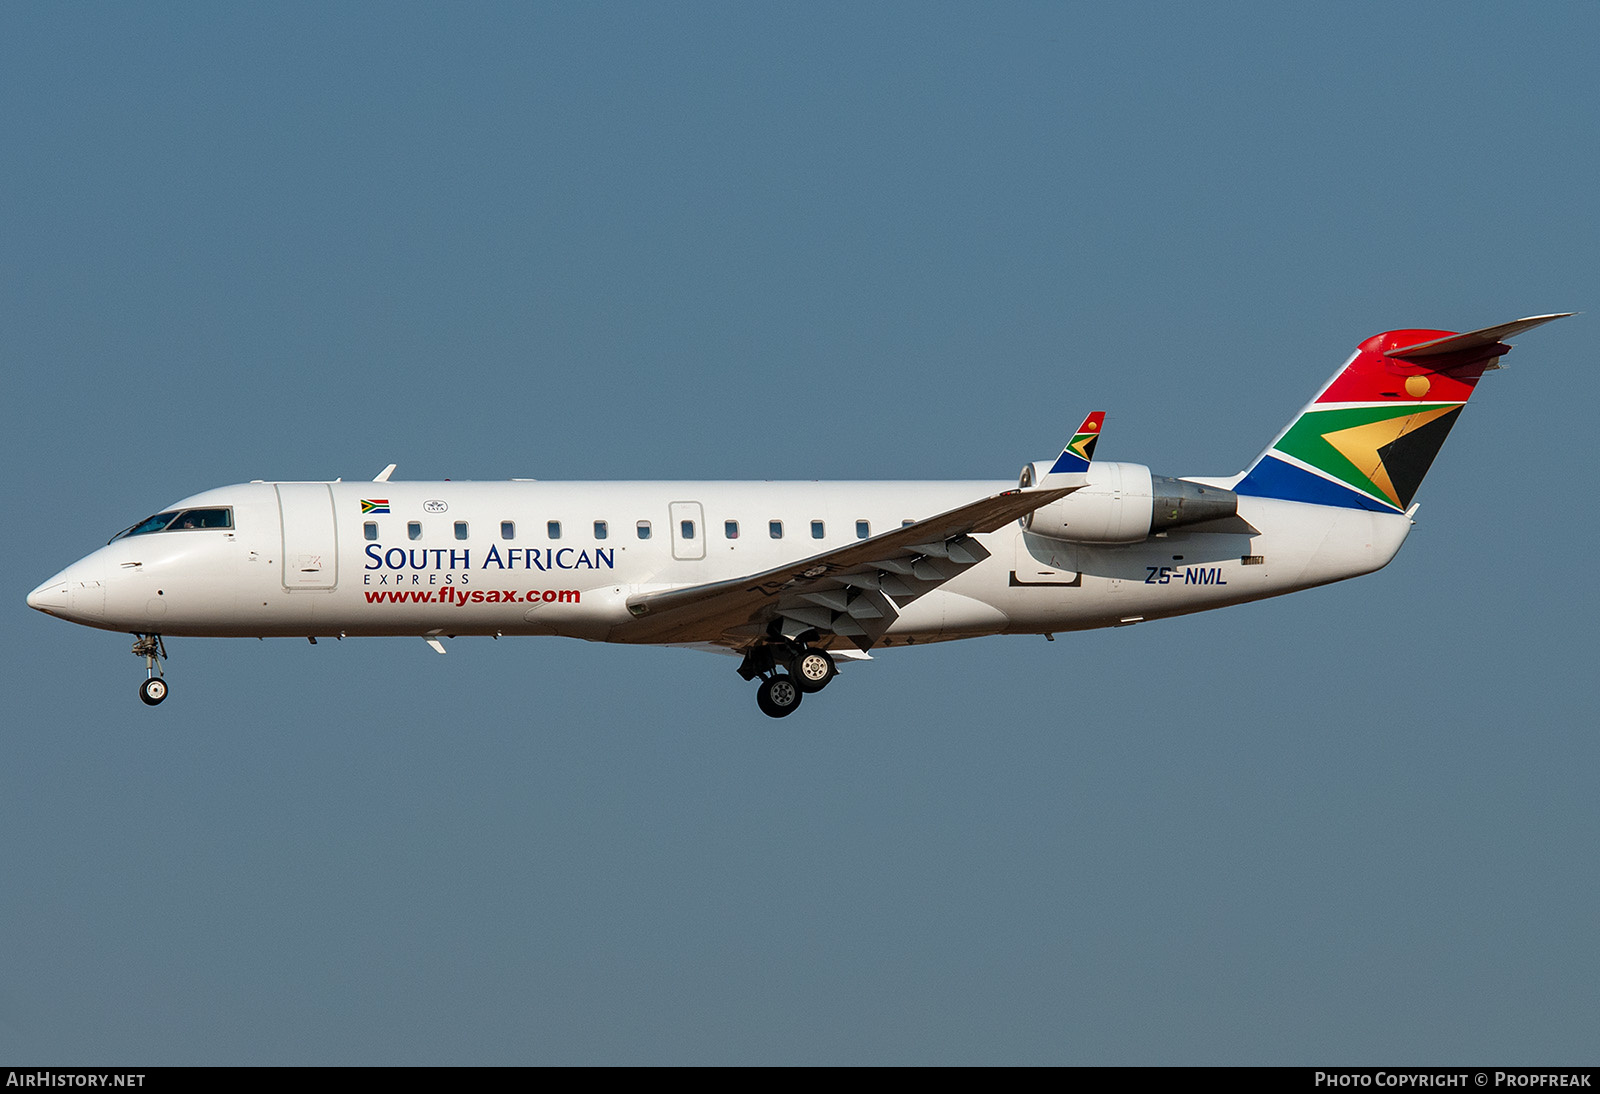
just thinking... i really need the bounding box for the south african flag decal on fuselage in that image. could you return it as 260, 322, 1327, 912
361, 499, 391, 514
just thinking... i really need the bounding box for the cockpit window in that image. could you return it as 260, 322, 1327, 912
116, 511, 180, 539
171, 508, 232, 530
112, 507, 233, 542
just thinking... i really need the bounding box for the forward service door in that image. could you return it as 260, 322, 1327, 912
276, 483, 339, 590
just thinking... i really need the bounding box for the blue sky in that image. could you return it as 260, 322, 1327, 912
4, 2, 1596, 1064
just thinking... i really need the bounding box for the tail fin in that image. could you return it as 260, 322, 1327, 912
1234, 314, 1570, 512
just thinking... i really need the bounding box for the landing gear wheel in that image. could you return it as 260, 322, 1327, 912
756, 674, 803, 718
793, 648, 836, 693
132, 635, 169, 707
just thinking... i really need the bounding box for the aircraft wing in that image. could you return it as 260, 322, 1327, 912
616, 485, 1075, 651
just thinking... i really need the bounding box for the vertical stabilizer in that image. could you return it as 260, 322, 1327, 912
1234, 314, 1569, 512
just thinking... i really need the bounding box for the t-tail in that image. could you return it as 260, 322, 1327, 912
1234, 314, 1571, 512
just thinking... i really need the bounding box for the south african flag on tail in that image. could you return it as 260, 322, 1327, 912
1235, 315, 1569, 512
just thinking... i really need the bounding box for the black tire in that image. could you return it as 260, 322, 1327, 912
756, 674, 803, 718
139, 678, 168, 706
793, 648, 836, 693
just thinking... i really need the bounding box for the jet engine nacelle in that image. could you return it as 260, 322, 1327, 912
1018, 461, 1239, 544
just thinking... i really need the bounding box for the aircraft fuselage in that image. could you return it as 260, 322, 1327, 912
28, 478, 1408, 646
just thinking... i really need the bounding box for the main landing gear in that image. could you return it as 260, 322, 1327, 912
793, 648, 836, 692
133, 634, 168, 706
756, 673, 803, 718
739, 635, 839, 718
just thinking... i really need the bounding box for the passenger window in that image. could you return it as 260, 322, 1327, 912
594, 520, 608, 540
769, 520, 783, 539
501, 521, 515, 540
725, 520, 739, 539
681, 520, 695, 540
548, 520, 561, 540
637, 520, 652, 540
408, 522, 422, 540
364, 522, 378, 541
811, 520, 825, 539
856, 520, 870, 539
454, 521, 468, 540
902, 519, 915, 527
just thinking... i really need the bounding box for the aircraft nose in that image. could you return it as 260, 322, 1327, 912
27, 559, 106, 623
27, 575, 71, 613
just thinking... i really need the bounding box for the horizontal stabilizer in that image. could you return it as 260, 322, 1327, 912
1384, 313, 1572, 359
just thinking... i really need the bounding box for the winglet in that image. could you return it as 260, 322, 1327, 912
373, 463, 397, 483
1041, 412, 1104, 486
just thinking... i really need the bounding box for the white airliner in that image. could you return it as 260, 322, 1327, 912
28, 314, 1568, 717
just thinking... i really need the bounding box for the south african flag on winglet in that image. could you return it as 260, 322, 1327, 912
1067, 415, 1103, 462
361, 499, 390, 514
1047, 411, 1105, 476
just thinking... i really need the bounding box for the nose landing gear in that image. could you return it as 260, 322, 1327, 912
132, 634, 168, 706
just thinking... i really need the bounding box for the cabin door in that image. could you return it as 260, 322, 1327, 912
276, 483, 339, 590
